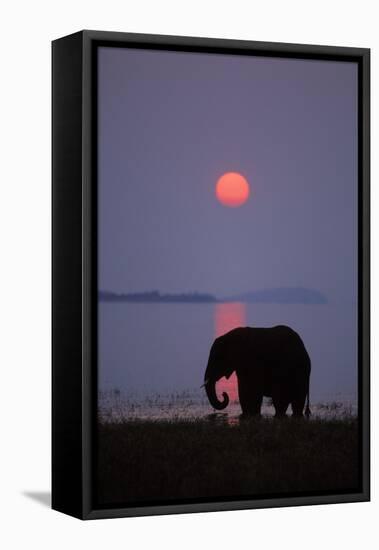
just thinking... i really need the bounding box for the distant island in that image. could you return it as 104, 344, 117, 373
226, 287, 328, 304
99, 287, 327, 304
99, 290, 217, 303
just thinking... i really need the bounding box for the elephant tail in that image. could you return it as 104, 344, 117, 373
305, 381, 311, 418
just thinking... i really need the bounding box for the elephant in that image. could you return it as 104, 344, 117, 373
203, 325, 311, 418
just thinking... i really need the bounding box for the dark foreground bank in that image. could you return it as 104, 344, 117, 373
96, 417, 359, 506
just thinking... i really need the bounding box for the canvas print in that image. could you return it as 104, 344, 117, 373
96, 46, 359, 506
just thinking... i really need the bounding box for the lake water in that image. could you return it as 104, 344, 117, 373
98, 301, 358, 421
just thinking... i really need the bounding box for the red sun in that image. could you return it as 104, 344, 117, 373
215, 172, 250, 207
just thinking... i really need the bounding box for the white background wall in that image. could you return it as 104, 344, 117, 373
0, 1, 376, 548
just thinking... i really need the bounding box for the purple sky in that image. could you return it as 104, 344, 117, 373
98, 46, 357, 302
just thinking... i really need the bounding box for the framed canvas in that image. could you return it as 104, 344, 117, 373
52, 30, 370, 520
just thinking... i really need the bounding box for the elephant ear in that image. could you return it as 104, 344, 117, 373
217, 334, 235, 379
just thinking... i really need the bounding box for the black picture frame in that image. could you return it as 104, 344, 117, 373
52, 30, 370, 520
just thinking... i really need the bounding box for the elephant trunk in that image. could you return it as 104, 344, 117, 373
204, 377, 229, 410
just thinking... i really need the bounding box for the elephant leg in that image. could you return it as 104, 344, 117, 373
238, 373, 263, 416
273, 398, 289, 418
291, 395, 306, 417
291, 374, 308, 417
272, 384, 290, 418
246, 393, 263, 416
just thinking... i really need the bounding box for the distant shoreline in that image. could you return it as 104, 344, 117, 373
98, 290, 217, 303
99, 287, 328, 304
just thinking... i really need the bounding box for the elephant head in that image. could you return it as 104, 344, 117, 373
203, 336, 234, 410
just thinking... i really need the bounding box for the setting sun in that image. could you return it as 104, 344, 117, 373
216, 172, 250, 207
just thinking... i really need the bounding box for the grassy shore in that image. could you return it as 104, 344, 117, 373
97, 417, 359, 505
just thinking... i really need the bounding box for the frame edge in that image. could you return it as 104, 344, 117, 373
52, 31, 86, 520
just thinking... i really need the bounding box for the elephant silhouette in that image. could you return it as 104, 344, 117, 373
203, 325, 311, 418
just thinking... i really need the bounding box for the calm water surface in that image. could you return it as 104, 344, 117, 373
98, 302, 357, 420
